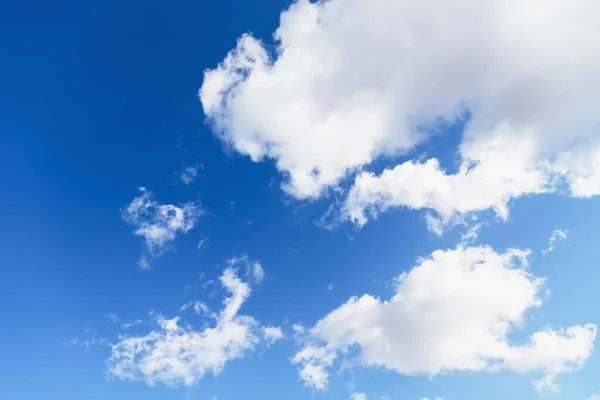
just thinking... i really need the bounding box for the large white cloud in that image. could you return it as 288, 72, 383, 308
292, 246, 596, 391
107, 268, 282, 386
200, 0, 600, 222
121, 187, 202, 268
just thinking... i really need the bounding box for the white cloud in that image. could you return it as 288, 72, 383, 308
587, 394, 600, 400
350, 393, 366, 400
105, 312, 143, 331
292, 246, 596, 391
227, 254, 265, 284
122, 188, 202, 268
179, 301, 212, 317
200, 0, 600, 223
107, 268, 279, 386
197, 235, 209, 251
179, 164, 203, 185
542, 230, 568, 257
65, 335, 108, 349
344, 127, 551, 228
263, 326, 285, 345
293, 344, 336, 390
554, 147, 600, 198
121, 320, 143, 331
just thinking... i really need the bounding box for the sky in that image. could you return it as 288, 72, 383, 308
1, 0, 600, 399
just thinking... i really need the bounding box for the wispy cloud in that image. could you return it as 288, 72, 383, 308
179, 164, 203, 185
107, 267, 282, 386
542, 230, 568, 257
121, 188, 202, 269
227, 254, 264, 284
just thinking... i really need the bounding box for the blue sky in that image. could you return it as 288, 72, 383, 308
2, 0, 600, 399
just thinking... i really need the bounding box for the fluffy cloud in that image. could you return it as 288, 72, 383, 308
542, 230, 568, 257
200, 0, 600, 223
107, 268, 280, 386
121, 188, 202, 268
350, 393, 366, 400
344, 126, 551, 228
292, 246, 596, 390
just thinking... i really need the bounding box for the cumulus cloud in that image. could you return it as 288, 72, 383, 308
292, 246, 596, 391
542, 230, 568, 257
350, 393, 366, 400
121, 188, 202, 268
107, 268, 281, 386
344, 127, 551, 228
200, 0, 600, 225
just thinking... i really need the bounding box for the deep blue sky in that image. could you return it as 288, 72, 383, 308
1, 1, 600, 400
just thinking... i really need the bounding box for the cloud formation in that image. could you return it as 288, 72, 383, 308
292, 246, 596, 391
107, 268, 280, 386
542, 230, 568, 257
122, 188, 202, 268
179, 164, 203, 185
344, 127, 551, 229
227, 254, 265, 284
200, 0, 600, 226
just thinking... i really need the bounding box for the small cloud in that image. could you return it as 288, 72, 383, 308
542, 230, 568, 257
179, 164, 203, 185
314, 202, 342, 231
107, 268, 278, 387
327, 283, 333, 291
65, 333, 108, 349
533, 375, 559, 394
197, 235, 210, 251
227, 254, 265, 284
121, 319, 143, 331
263, 326, 285, 345
460, 222, 483, 245
180, 301, 213, 317
425, 213, 444, 236
121, 188, 202, 268
351, 393, 366, 400
252, 262, 264, 283
106, 313, 143, 330
137, 255, 151, 270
